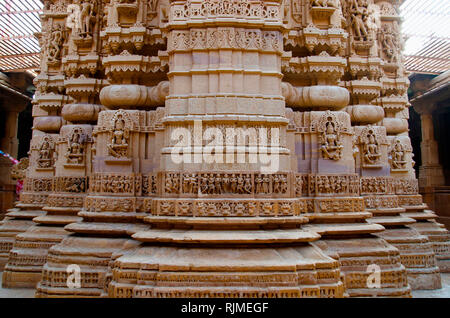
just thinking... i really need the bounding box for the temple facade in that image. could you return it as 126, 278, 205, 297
0, 0, 449, 297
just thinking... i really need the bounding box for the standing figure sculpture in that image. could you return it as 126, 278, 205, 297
47, 24, 65, 63
80, 0, 96, 38
350, 0, 370, 41
381, 24, 399, 63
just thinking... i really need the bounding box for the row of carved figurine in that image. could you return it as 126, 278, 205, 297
23, 174, 418, 197
40, 0, 402, 65
34, 120, 409, 170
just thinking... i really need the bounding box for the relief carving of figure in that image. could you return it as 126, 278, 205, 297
80, 0, 96, 37
38, 136, 55, 168
47, 24, 65, 64
68, 0, 97, 39
255, 175, 263, 194
362, 129, 381, 165
66, 128, 86, 165
350, 0, 370, 41
165, 174, 179, 194
380, 24, 400, 63
108, 114, 130, 158
320, 117, 344, 161
390, 139, 407, 170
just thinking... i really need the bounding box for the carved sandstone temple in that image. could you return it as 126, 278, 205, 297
1, 0, 449, 297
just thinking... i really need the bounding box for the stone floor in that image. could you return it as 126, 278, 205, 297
0, 272, 449, 298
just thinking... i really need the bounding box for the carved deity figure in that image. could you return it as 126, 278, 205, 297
66, 128, 86, 164
350, 0, 370, 41
320, 117, 343, 161
47, 24, 65, 63
108, 114, 130, 158
363, 130, 381, 165
183, 174, 197, 194
80, 0, 96, 38
390, 139, 407, 170
38, 136, 55, 168
380, 24, 399, 63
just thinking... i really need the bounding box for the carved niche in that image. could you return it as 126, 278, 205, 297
65, 127, 87, 166
379, 23, 400, 64
107, 110, 132, 159
67, 0, 99, 47
37, 135, 56, 169
389, 138, 408, 171
316, 112, 344, 161
359, 126, 382, 167
47, 23, 66, 65
346, 0, 379, 50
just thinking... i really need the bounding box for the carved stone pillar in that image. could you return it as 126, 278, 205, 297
417, 110, 445, 189
0, 110, 20, 220
107, 0, 346, 298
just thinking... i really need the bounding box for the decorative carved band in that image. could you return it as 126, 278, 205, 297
169, 28, 283, 53
23, 178, 53, 193
298, 174, 360, 197
163, 172, 291, 198
364, 195, 399, 210
47, 193, 85, 208
89, 174, 142, 196
150, 198, 302, 217
53, 177, 89, 193
171, 0, 281, 22
360, 177, 395, 195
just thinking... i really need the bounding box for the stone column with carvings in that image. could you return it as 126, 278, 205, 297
374, 1, 450, 274
283, 0, 411, 297
3, 0, 108, 289
36, 0, 167, 297
0, 2, 69, 273
107, 0, 346, 298
344, 0, 442, 290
